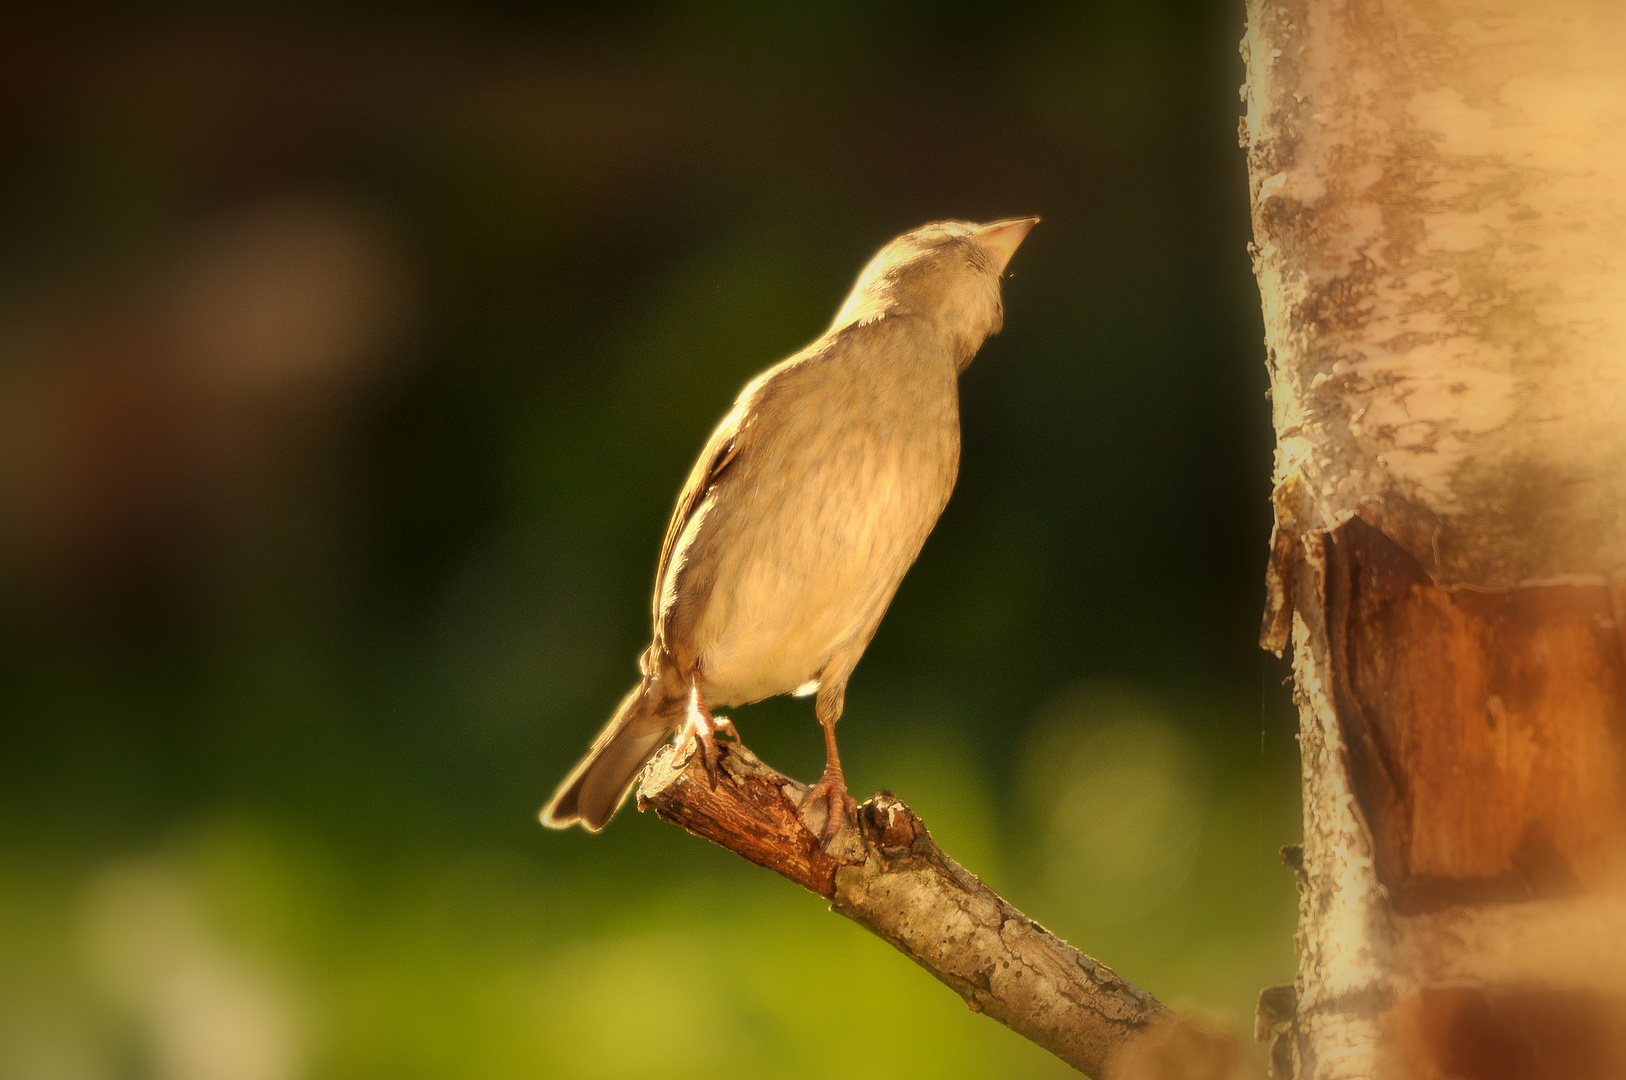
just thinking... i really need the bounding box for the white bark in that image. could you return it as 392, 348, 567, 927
1243, 2, 1626, 1076
1247, 0, 1626, 587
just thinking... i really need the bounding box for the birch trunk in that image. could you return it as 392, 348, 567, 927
1241, 2, 1626, 1076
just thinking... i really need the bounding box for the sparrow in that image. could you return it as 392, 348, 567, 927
542, 216, 1038, 839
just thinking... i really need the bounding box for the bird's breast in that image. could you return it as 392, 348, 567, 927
686, 386, 958, 706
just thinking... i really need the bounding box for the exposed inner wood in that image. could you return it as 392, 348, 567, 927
1387, 986, 1626, 1080
1324, 517, 1626, 914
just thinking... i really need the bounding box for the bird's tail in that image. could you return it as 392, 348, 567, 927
541, 678, 687, 831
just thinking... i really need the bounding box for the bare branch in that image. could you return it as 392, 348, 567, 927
636, 740, 1247, 1079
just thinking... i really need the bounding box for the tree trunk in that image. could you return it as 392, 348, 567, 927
1242, 2, 1626, 1076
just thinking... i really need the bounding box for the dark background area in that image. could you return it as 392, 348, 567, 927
0, 5, 1299, 1078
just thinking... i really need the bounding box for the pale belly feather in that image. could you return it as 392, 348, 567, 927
690, 426, 952, 707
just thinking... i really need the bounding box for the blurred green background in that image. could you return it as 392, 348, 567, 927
0, 4, 1301, 1078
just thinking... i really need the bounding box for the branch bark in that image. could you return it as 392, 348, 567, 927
635, 739, 1247, 1079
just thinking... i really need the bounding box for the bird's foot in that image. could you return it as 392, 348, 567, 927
672, 709, 738, 789
800, 764, 859, 848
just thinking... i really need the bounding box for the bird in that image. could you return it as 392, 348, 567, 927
541, 216, 1038, 839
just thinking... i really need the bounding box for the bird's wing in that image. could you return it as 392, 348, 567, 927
646, 345, 830, 648
650, 398, 749, 626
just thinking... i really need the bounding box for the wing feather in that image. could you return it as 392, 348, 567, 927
651, 401, 748, 626
645, 343, 831, 646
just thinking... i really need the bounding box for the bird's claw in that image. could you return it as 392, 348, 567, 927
672, 710, 737, 790
800, 765, 858, 848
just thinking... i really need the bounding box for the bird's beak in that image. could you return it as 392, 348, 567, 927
973, 217, 1040, 273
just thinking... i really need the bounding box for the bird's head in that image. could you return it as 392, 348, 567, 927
830, 217, 1038, 363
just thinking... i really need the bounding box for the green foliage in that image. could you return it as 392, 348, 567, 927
0, 2, 1297, 1076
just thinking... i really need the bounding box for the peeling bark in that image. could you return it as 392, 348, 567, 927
1243, 1, 1626, 1076
1325, 519, 1626, 913
636, 741, 1246, 1079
